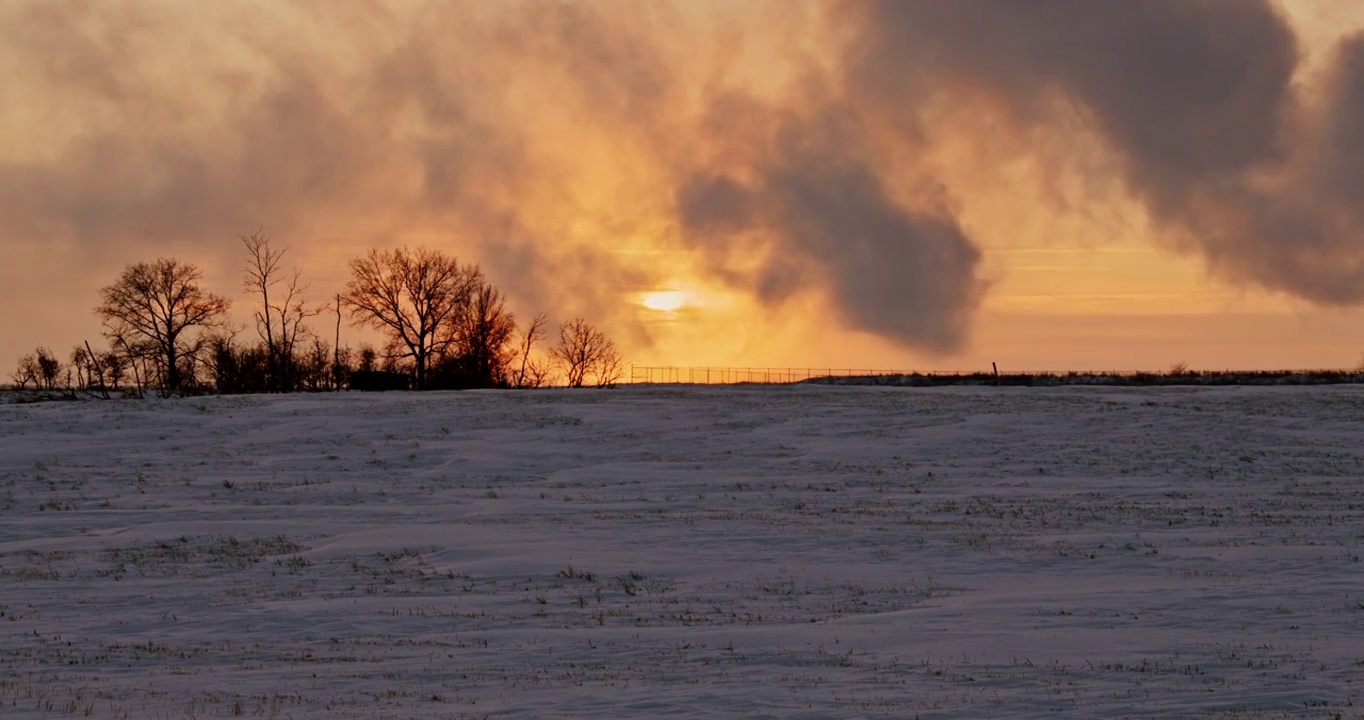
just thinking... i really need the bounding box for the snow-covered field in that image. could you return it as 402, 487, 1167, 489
1, 385, 1361, 719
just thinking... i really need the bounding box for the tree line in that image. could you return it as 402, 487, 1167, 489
10, 233, 622, 397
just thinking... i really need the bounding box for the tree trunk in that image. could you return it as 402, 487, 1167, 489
166, 348, 179, 396
165, 323, 179, 396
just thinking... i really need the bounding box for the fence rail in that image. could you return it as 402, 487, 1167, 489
625, 366, 1363, 386
629, 366, 910, 385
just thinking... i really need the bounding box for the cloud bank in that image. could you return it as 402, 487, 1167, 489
2, 0, 1362, 358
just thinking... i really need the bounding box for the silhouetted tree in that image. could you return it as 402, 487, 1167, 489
512, 312, 550, 388
332, 293, 343, 391
596, 346, 623, 388
551, 318, 622, 388
66, 341, 110, 396
204, 334, 258, 394
298, 338, 333, 391
433, 283, 517, 388
96, 258, 230, 396
70, 346, 93, 390
174, 349, 208, 394
341, 247, 481, 389
101, 349, 126, 391
108, 334, 158, 397
35, 347, 61, 390
205, 335, 242, 394
356, 345, 378, 373
10, 352, 40, 389
332, 345, 354, 391
241, 230, 319, 391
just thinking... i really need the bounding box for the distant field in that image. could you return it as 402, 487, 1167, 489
807, 369, 1364, 387
1, 386, 1362, 718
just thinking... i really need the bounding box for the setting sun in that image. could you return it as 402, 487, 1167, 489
639, 290, 687, 312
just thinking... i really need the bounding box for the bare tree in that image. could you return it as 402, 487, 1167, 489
173, 344, 208, 394
107, 332, 157, 397
101, 349, 126, 391
96, 258, 230, 396
35, 347, 61, 390
10, 352, 40, 390
80, 341, 110, 397
70, 346, 92, 390
202, 331, 272, 395
333, 293, 343, 391
241, 230, 319, 391
298, 337, 333, 391
357, 345, 378, 373
595, 345, 624, 388
205, 333, 243, 394
551, 318, 622, 388
341, 247, 481, 390
332, 344, 353, 391
512, 312, 550, 388
438, 282, 517, 388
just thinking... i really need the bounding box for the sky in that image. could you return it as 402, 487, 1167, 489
3, 0, 1364, 375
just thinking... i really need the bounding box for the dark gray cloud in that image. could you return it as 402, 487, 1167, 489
840, 0, 1364, 305
678, 104, 983, 352
1314, 34, 1364, 204
846, 1, 1297, 198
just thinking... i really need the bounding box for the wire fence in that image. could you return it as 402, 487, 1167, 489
629, 366, 936, 385
625, 366, 1364, 386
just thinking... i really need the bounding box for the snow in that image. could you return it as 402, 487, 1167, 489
1, 385, 1362, 718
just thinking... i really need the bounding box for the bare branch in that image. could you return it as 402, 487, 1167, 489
340, 247, 480, 389
95, 258, 230, 396
241, 230, 321, 391
550, 318, 622, 388
513, 312, 549, 389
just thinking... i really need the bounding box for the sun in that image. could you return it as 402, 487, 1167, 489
639, 290, 687, 312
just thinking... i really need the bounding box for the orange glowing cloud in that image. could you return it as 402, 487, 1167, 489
2, 1, 1364, 373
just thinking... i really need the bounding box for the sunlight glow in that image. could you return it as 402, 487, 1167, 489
639, 290, 688, 312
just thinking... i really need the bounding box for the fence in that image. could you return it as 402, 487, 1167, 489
625, 366, 1363, 386
627, 366, 916, 385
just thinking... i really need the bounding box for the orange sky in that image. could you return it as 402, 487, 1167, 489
2, 0, 1363, 377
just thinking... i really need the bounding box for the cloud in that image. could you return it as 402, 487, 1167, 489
677, 102, 983, 352
0, 0, 991, 356
3, 0, 1364, 366
839, 0, 1364, 305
